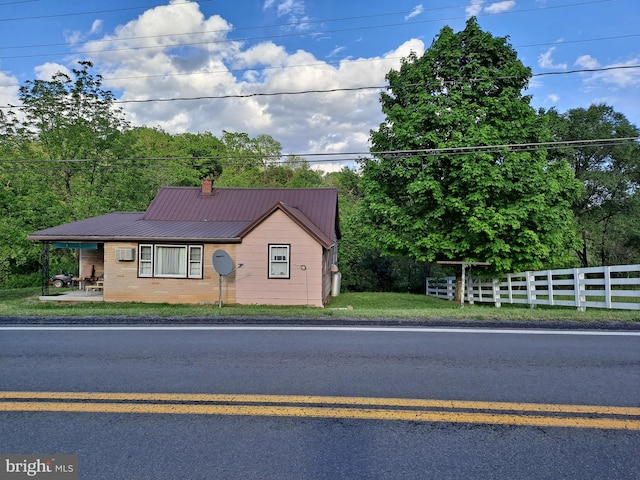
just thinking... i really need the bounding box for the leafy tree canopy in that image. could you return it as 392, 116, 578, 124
359, 18, 580, 275
545, 104, 640, 266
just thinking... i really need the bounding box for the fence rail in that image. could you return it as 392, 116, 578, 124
426, 264, 640, 310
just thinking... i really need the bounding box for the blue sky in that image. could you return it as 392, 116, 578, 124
1, 0, 638, 170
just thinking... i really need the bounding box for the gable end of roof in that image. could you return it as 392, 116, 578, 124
238, 201, 334, 248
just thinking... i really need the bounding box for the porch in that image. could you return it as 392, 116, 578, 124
38, 242, 105, 297
39, 289, 104, 303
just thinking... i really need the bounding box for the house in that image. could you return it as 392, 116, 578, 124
27, 180, 341, 307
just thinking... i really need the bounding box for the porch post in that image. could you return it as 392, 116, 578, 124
41, 242, 50, 296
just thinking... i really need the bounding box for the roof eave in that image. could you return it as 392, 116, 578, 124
27, 235, 243, 244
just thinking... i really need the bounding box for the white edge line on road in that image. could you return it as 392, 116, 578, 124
0, 326, 639, 335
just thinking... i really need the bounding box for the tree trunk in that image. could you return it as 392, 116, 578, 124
577, 231, 589, 268
454, 270, 464, 305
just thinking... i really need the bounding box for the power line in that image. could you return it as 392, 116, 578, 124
94, 65, 640, 105
0, 0, 615, 62
3, 31, 634, 86
0, 0, 38, 6
0, 63, 637, 111
0, 0, 629, 101
1, 28, 635, 87
1, 137, 637, 172
96, 32, 640, 82
0, 0, 213, 23
0, 6, 451, 51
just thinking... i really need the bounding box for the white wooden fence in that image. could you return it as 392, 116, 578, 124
426, 264, 640, 310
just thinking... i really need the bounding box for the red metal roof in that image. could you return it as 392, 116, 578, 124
26, 213, 249, 242
143, 186, 340, 242
28, 187, 340, 246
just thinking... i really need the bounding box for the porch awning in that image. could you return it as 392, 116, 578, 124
52, 242, 98, 249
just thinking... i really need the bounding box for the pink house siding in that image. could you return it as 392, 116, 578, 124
236, 210, 325, 307
29, 184, 339, 307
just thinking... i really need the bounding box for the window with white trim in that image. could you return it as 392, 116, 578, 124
269, 244, 290, 279
139, 245, 153, 277
138, 244, 203, 279
188, 245, 202, 277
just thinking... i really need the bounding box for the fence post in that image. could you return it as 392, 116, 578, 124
575, 268, 586, 312
547, 270, 554, 306
493, 278, 501, 308
573, 268, 581, 311
604, 266, 612, 309
526, 271, 536, 308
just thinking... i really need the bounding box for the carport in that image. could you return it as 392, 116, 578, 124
37, 241, 103, 296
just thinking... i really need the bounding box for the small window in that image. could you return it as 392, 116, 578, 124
138, 244, 203, 279
139, 245, 153, 277
189, 245, 203, 277
269, 244, 290, 279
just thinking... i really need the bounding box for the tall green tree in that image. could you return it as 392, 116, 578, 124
359, 18, 580, 292
545, 104, 640, 266
0, 61, 132, 285
216, 131, 282, 187
17, 60, 131, 218
172, 132, 224, 182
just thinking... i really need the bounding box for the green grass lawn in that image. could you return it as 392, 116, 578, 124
1, 287, 639, 323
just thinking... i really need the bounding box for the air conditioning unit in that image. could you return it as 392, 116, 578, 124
115, 248, 135, 261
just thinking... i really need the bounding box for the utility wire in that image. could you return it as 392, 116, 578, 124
97, 65, 640, 105
1, 29, 636, 87
0, 0, 213, 22
1, 137, 637, 173
80, 33, 640, 83
0, 0, 38, 6
0, 5, 461, 50
0, 0, 614, 61
1, 63, 635, 111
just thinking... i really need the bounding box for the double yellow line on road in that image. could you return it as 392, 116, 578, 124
1, 391, 639, 430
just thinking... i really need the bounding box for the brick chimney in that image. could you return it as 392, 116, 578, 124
201, 178, 214, 195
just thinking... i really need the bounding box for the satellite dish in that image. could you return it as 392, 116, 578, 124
212, 249, 234, 276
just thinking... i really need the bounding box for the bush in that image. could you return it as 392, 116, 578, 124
4, 272, 41, 289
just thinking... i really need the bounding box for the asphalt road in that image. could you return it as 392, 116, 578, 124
1, 324, 639, 479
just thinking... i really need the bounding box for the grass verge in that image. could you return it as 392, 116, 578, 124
1, 288, 639, 323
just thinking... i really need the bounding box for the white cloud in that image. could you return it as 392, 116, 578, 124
265, 0, 305, 17
405, 4, 425, 20
89, 20, 103, 36
35, 62, 71, 80
546, 93, 560, 104
588, 58, 640, 89
64, 19, 104, 45
0, 71, 19, 107
74, 1, 426, 158
466, 0, 484, 17
64, 30, 83, 45
575, 55, 599, 70
327, 46, 346, 58
234, 42, 288, 69
466, 0, 515, 17
537, 47, 567, 70
263, 0, 311, 31
484, 1, 516, 14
